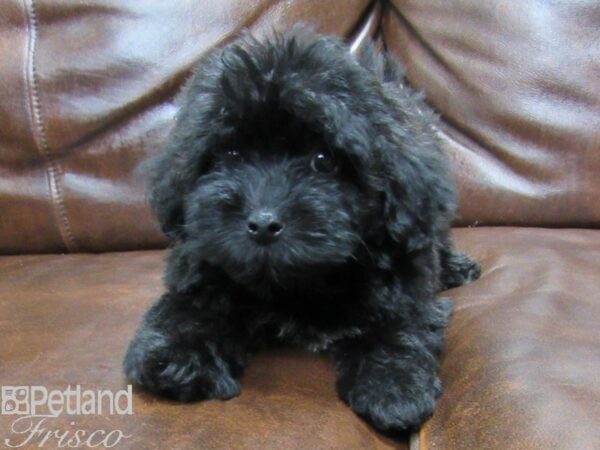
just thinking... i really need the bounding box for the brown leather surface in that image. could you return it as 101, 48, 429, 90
3, 1, 600, 252
383, 1, 600, 228
0, 249, 402, 449
421, 227, 600, 450
1, 227, 599, 448
0, 0, 380, 254
2, 1, 599, 449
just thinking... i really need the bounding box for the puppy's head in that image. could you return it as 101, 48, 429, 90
150, 29, 455, 291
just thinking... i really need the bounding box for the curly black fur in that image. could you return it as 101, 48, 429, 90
124, 28, 480, 433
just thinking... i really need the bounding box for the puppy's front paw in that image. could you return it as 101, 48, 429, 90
123, 330, 240, 402
440, 249, 481, 290
341, 376, 441, 432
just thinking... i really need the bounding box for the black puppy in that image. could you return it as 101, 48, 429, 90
124, 28, 480, 433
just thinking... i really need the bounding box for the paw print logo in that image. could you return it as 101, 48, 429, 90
1, 386, 30, 415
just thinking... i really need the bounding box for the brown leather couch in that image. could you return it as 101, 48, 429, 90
1, 1, 599, 449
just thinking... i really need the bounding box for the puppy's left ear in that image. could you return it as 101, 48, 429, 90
358, 51, 456, 259
378, 142, 456, 256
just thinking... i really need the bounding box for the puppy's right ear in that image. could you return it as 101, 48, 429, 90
148, 105, 217, 240
147, 46, 229, 240
147, 90, 213, 240
147, 145, 187, 240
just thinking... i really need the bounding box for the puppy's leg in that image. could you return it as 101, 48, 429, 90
123, 293, 248, 402
333, 298, 452, 432
439, 243, 480, 290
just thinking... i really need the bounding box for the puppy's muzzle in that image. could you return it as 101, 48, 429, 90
247, 209, 284, 244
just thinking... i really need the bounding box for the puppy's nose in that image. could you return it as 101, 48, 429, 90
247, 209, 284, 243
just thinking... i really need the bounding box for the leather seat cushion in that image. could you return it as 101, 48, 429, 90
422, 227, 600, 449
1, 227, 598, 449
0, 251, 402, 449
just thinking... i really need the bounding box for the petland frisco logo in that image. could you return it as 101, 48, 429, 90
1, 385, 133, 448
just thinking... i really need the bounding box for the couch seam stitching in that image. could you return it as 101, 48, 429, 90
378, 0, 386, 50
25, 0, 77, 252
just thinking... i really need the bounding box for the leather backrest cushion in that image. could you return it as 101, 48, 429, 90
383, 0, 600, 227
0, 0, 379, 253
1, 0, 598, 253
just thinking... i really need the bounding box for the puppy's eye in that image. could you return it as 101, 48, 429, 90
223, 149, 243, 164
311, 150, 337, 174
